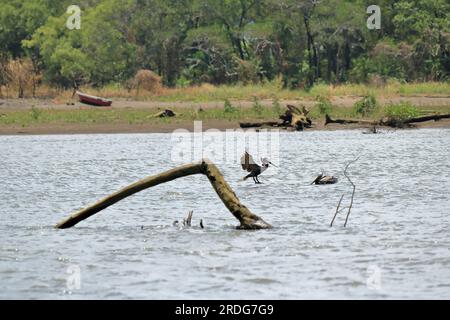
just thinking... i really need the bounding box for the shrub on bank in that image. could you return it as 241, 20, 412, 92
384, 102, 419, 121
354, 94, 378, 117
223, 99, 237, 113
315, 95, 332, 115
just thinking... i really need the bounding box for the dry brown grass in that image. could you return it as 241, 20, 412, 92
131, 70, 162, 93
1, 77, 448, 103
1, 59, 39, 98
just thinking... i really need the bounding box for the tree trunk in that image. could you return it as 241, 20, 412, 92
55, 159, 272, 230
240, 121, 281, 128
404, 114, 450, 124
325, 114, 450, 128
343, 29, 351, 72
325, 114, 378, 126
304, 15, 314, 86
18, 78, 24, 98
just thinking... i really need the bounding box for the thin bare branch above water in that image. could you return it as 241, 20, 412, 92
331, 156, 361, 227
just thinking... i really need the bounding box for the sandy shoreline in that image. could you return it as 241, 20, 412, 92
1, 96, 449, 135
1, 118, 449, 135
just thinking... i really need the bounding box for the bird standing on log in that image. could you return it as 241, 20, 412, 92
241, 152, 277, 184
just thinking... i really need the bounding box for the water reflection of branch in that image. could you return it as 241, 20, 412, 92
330, 156, 361, 227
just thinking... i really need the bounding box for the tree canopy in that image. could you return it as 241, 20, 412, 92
1, 0, 448, 88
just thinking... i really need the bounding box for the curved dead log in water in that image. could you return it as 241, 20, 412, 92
55, 159, 272, 230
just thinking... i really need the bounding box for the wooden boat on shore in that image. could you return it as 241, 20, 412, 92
76, 91, 112, 107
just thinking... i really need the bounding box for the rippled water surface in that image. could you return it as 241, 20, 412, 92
1, 129, 449, 299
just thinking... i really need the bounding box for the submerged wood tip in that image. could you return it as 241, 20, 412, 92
56, 223, 69, 229
238, 218, 273, 230
55, 212, 82, 229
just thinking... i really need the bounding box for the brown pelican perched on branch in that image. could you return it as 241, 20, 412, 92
241, 152, 277, 184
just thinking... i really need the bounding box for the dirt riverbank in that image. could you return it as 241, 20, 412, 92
0, 96, 448, 135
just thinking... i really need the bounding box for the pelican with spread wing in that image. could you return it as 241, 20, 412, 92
241, 151, 277, 184
311, 171, 338, 185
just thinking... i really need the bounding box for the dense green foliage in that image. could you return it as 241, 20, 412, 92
354, 94, 378, 116
1, 0, 449, 89
384, 102, 419, 120
315, 95, 333, 115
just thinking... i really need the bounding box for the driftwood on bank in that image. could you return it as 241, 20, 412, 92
55, 159, 272, 230
403, 114, 450, 124
152, 109, 177, 118
325, 114, 377, 126
325, 113, 450, 128
240, 121, 282, 128
240, 104, 312, 131
281, 105, 313, 130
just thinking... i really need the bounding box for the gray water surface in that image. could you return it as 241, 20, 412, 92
1, 129, 449, 299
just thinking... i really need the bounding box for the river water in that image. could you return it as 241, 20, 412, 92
0, 129, 449, 299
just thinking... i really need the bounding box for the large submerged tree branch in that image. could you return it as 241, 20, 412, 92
55, 159, 272, 230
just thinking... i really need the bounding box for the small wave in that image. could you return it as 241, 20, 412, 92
244, 278, 282, 285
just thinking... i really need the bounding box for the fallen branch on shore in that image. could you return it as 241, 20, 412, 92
281, 105, 313, 130
240, 104, 312, 131
152, 109, 177, 118
403, 114, 450, 124
240, 121, 282, 129
325, 113, 450, 128
325, 114, 377, 126
55, 159, 272, 230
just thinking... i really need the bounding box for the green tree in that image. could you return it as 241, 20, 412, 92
2, 0, 448, 88
392, 0, 450, 80
24, 0, 137, 87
